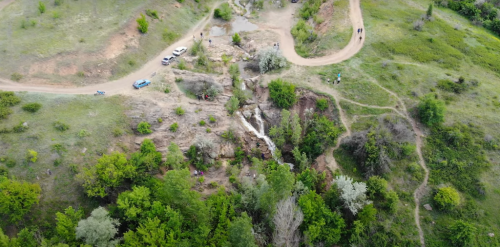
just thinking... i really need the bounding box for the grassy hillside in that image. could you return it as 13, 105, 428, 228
0, 0, 212, 83
0, 93, 130, 230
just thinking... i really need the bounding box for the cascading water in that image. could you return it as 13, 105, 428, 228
237, 107, 294, 169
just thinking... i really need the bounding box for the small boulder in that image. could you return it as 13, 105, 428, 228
488, 233, 495, 238
423, 204, 432, 211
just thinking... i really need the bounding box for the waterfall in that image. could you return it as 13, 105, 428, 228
241, 81, 246, 90
237, 107, 294, 170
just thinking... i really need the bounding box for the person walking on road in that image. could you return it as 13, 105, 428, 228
359, 36, 362, 41
277, 42, 280, 50
200, 32, 203, 39
361, 28, 363, 33
337, 77, 341, 84
209, 38, 212, 46
357, 28, 360, 34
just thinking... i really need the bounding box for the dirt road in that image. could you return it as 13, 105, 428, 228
260, 0, 364, 66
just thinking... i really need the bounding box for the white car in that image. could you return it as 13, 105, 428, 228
173, 47, 187, 56
162, 55, 175, 65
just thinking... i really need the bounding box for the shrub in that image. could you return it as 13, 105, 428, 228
206, 128, 211, 133
225, 96, 240, 115
221, 54, 232, 65
413, 20, 424, 31
77, 129, 90, 138
52, 11, 61, 19
214, 3, 232, 21
232, 33, 241, 46
26, 150, 38, 163
11, 73, 23, 82
177, 59, 187, 70
417, 94, 445, 126
53, 121, 69, 131
268, 79, 297, 108
366, 176, 388, 198
6, 158, 16, 168
22, 103, 42, 113
145, 9, 159, 19
12, 122, 28, 133
299, 0, 322, 20
136, 14, 149, 33
175, 77, 183, 83
137, 122, 152, 134
258, 48, 287, 73
222, 128, 238, 143
113, 128, 124, 137
0, 107, 13, 119
316, 98, 328, 111
434, 186, 460, 210
209, 115, 216, 123
291, 19, 317, 44
38, 1, 46, 14
0, 91, 21, 107
157, 118, 163, 123
229, 63, 240, 81
54, 0, 63, 6
448, 220, 476, 247
199, 120, 206, 126
169, 122, 179, 132
162, 28, 179, 43
190, 40, 206, 56
54, 159, 62, 167
164, 86, 170, 93
437, 79, 467, 94
175, 106, 185, 116
385, 191, 399, 213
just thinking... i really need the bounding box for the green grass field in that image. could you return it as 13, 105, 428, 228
0, 93, 130, 227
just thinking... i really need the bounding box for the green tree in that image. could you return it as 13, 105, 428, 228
213, 3, 232, 21
434, 186, 460, 211
227, 212, 257, 247
417, 95, 445, 126
448, 220, 476, 247
122, 216, 182, 246
298, 190, 345, 246
76, 207, 120, 247
136, 14, 149, 33
0, 178, 41, 223
290, 112, 302, 146
269, 165, 295, 201
206, 188, 236, 246
0, 228, 13, 246
427, 3, 433, 17
349, 220, 366, 246
232, 33, 241, 46
269, 79, 297, 108
225, 96, 240, 115
366, 176, 388, 198
55, 206, 84, 245
385, 191, 399, 213
117, 186, 152, 222
15, 228, 37, 247
165, 142, 185, 169
38, 1, 46, 14
129, 139, 162, 172
137, 121, 152, 134
76, 152, 136, 198
292, 146, 309, 171
158, 169, 209, 244
357, 204, 377, 225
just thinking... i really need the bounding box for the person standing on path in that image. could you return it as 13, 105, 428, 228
361, 28, 363, 33
277, 42, 280, 50
327, 78, 330, 84
357, 28, 360, 34
200, 32, 203, 39
194, 170, 198, 177
338, 77, 341, 84
359, 36, 362, 41
209, 38, 212, 46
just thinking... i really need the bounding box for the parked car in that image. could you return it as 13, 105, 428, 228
162, 55, 176, 65
173, 47, 187, 56
291, 0, 298, 2
133, 79, 151, 89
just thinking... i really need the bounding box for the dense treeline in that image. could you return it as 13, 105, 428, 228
435, 0, 500, 35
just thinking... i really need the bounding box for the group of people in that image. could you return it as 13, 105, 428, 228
194, 32, 212, 46
357, 27, 363, 41
274, 42, 280, 50
197, 94, 210, 101
327, 72, 341, 84
193, 170, 204, 177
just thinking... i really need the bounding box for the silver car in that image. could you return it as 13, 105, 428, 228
173, 47, 187, 56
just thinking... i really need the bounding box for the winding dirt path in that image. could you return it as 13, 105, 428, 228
0, 0, 429, 245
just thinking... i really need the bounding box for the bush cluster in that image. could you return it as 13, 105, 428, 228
214, 3, 232, 21
53, 121, 70, 132
22, 103, 42, 113
268, 79, 297, 109
437, 0, 500, 36
137, 121, 152, 134
136, 14, 149, 34
258, 48, 287, 73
